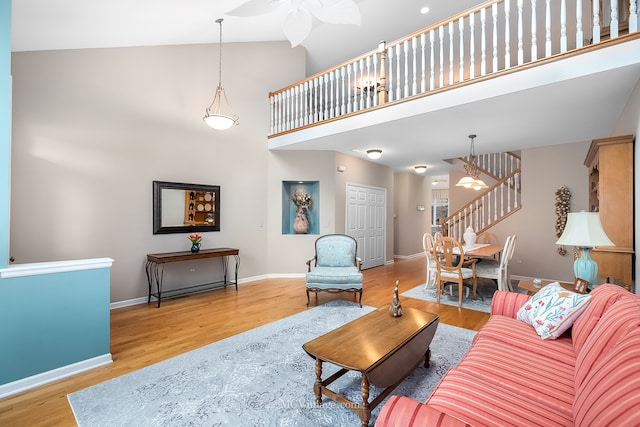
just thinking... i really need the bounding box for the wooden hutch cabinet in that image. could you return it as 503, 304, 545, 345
584, 134, 634, 291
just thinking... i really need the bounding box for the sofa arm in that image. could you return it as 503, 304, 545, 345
375, 396, 470, 427
490, 290, 531, 318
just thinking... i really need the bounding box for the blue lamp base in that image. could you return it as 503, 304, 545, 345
574, 247, 598, 288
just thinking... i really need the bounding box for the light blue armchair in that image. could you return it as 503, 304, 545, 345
306, 234, 363, 307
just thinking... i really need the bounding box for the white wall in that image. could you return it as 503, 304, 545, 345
10, 42, 306, 302
393, 172, 431, 257
449, 141, 589, 282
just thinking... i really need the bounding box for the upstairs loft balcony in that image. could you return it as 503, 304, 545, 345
267, 0, 640, 174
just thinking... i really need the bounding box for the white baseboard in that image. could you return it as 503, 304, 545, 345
0, 353, 112, 399
393, 252, 424, 260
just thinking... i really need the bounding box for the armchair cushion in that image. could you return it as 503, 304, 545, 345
306, 266, 363, 286
316, 236, 359, 267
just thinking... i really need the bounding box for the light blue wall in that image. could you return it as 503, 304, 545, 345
1, 0, 10, 268
0, 267, 111, 384
0, 1, 112, 390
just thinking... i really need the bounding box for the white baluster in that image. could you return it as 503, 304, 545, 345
545, 0, 552, 57
439, 26, 445, 88
411, 38, 417, 96
630, 0, 638, 32
339, 67, 346, 115
365, 55, 372, 109
324, 73, 330, 119
329, 71, 335, 118
481, 8, 487, 76
403, 40, 410, 97
492, 3, 499, 71
505, 0, 511, 69
560, 0, 567, 52
531, 0, 538, 61
359, 58, 365, 110
449, 22, 454, 84
387, 47, 395, 100
515, 171, 520, 208
429, 30, 435, 90
593, 0, 601, 43
500, 182, 505, 217
470, 12, 476, 79
395, 44, 402, 98
611, 0, 619, 38
373, 53, 379, 107
286, 88, 292, 130
507, 175, 512, 212
346, 63, 353, 114
517, 0, 524, 65
269, 94, 274, 135
576, 0, 583, 48
292, 87, 297, 128
313, 77, 319, 123
420, 33, 426, 93
351, 61, 358, 111
302, 82, 309, 126
494, 187, 498, 222
459, 17, 465, 82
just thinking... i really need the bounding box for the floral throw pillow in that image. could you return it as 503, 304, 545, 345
516, 282, 592, 339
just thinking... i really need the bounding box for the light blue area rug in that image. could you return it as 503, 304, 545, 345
402, 279, 526, 312
68, 300, 476, 426
402, 279, 498, 312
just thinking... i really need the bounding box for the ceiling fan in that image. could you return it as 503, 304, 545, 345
226, 0, 361, 47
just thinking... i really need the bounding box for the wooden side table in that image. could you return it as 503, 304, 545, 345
145, 248, 240, 307
517, 279, 574, 295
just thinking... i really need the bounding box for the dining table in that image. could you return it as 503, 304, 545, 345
461, 243, 503, 259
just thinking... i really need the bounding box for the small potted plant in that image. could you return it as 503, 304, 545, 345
188, 233, 202, 253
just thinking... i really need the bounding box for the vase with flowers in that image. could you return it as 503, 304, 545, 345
188, 233, 202, 253
291, 189, 311, 234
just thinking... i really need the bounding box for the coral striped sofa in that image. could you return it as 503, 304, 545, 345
375, 284, 640, 427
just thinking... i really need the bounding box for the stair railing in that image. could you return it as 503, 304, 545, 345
268, 0, 639, 137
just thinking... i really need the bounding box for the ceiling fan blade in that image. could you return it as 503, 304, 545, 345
311, 0, 361, 25
282, 9, 313, 47
226, 0, 281, 17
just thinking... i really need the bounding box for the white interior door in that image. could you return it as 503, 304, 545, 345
346, 183, 386, 269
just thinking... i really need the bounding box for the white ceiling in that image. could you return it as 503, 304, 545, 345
10, 0, 640, 174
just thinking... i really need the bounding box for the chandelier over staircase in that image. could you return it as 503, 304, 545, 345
455, 134, 488, 191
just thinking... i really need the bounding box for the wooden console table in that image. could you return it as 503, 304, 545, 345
145, 248, 240, 307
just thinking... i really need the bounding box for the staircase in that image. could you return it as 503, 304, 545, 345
442, 152, 521, 241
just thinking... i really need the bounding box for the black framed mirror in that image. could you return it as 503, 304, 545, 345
153, 180, 220, 234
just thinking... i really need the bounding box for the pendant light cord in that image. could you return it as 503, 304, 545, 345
216, 18, 224, 88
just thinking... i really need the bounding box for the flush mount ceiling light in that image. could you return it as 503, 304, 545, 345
366, 149, 382, 160
414, 165, 428, 173
203, 18, 239, 130
455, 134, 489, 190
227, 0, 361, 47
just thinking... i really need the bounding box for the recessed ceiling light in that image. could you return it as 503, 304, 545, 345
420, 6, 430, 14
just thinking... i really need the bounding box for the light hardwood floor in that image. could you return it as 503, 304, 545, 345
0, 256, 489, 426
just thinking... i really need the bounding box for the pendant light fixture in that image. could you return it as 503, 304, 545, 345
455, 134, 488, 190
203, 18, 238, 130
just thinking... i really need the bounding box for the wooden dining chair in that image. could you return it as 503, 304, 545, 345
432, 237, 478, 307
475, 234, 517, 291
422, 233, 437, 289
477, 231, 499, 245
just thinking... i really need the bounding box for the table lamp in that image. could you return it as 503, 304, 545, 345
555, 211, 614, 288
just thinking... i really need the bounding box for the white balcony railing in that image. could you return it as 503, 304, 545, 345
269, 0, 639, 137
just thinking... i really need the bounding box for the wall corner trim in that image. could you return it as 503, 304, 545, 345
0, 257, 114, 278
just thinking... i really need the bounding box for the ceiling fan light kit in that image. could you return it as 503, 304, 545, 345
227, 0, 362, 47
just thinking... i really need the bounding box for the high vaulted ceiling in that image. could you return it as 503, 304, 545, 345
10, 0, 640, 174
11, 0, 481, 75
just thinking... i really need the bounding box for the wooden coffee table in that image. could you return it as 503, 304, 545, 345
302, 307, 439, 427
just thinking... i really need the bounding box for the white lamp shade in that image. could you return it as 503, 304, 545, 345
414, 165, 427, 173
204, 114, 236, 130
556, 211, 614, 247
455, 176, 476, 187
